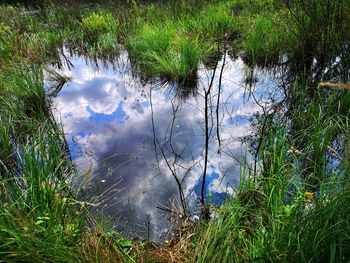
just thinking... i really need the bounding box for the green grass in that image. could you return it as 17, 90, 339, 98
143, 37, 201, 82
128, 22, 175, 58
81, 12, 118, 36
127, 20, 203, 83
243, 14, 283, 65
0, 66, 77, 262
126, 3, 232, 84
181, 2, 239, 41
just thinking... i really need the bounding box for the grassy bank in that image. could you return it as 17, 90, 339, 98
1, 0, 350, 262
192, 85, 350, 262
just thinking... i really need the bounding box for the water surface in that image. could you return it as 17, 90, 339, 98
51, 50, 279, 241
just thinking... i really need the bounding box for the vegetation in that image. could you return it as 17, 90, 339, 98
0, 0, 349, 262
193, 88, 350, 261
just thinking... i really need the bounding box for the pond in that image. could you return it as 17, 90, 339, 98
49, 49, 280, 241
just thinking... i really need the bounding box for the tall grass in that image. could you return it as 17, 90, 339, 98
0, 65, 76, 261
127, 21, 204, 84
243, 14, 287, 65
144, 37, 201, 82
182, 2, 238, 41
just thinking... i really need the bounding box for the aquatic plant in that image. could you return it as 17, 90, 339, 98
127, 16, 219, 84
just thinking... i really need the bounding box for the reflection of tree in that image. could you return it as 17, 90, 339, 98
150, 48, 236, 220
216, 49, 226, 152
201, 48, 220, 211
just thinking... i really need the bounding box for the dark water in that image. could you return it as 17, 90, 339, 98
50, 50, 279, 241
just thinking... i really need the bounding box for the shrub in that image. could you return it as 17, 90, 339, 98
81, 12, 118, 39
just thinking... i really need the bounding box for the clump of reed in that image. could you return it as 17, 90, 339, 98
143, 37, 201, 83
127, 21, 203, 84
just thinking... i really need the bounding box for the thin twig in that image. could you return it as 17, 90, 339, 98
216, 49, 226, 153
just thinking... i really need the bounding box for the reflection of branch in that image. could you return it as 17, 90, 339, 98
156, 205, 174, 213
250, 91, 269, 180
181, 158, 202, 185
216, 50, 226, 153
167, 101, 181, 158
201, 49, 221, 207
150, 87, 161, 173
156, 138, 187, 215
153, 95, 199, 215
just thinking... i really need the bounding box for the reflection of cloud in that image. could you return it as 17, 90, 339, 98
51, 51, 278, 241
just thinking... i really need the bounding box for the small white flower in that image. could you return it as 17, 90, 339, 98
191, 215, 200, 222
